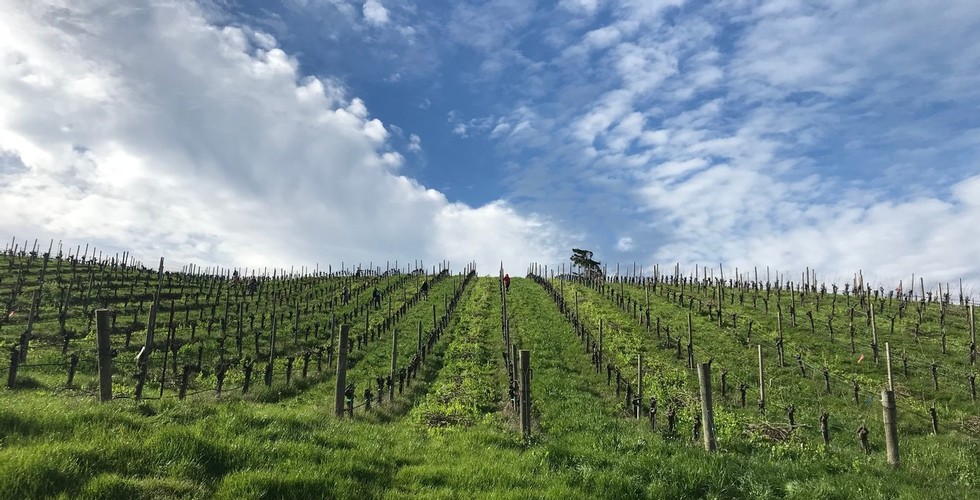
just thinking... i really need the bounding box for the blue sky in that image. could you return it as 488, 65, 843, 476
2, 0, 980, 290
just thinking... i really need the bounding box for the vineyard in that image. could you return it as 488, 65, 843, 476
0, 240, 978, 499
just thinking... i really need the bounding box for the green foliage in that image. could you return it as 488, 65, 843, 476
570, 248, 602, 278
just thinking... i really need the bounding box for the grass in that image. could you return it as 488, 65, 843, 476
1, 248, 979, 498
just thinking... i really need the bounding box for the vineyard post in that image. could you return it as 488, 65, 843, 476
96, 309, 113, 402
970, 305, 976, 365
717, 266, 724, 327
512, 344, 519, 383
687, 312, 695, 370
697, 362, 717, 452
870, 302, 879, 364
970, 304, 976, 343
141, 257, 165, 358
882, 389, 900, 468
334, 324, 350, 417
67, 353, 78, 386
758, 345, 766, 413
6, 347, 18, 388
390, 327, 397, 401
636, 353, 643, 419
886, 342, 894, 391
179, 365, 191, 399
777, 309, 785, 367
519, 349, 531, 442
266, 295, 278, 387
19, 289, 41, 362
330, 311, 336, 367
598, 319, 603, 372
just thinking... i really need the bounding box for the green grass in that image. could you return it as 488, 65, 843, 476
411, 277, 507, 428
1, 250, 979, 499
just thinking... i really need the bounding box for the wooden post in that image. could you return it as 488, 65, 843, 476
598, 319, 603, 371
870, 303, 879, 364
697, 362, 717, 452
67, 353, 79, 386
512, 344, 519, 383
820, 412, 830, 446
334, 325, 350, 417
758, 345, 766, 413
142, 257, 165, 358
96, 309, 113, 402
636, 353, 643, 419
519, 349, 531, 441
882, 389, 900, 468
19, 289, 40, 362
687, 312, 695, 370
390, 327, 398, 401
970, 304, 976, 349
776, 309, 785, 367
6, 347, 18, 389
178, 365, 191, 400
265, 298, 278, 387
885, 342, 894, 391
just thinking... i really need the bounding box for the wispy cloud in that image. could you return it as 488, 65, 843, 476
408, 133, 422, 153
444, 0, 980, 286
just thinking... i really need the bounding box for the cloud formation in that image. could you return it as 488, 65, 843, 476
0, 0, 563, 272
362, 0, 389, 26
446, 0, 980, 290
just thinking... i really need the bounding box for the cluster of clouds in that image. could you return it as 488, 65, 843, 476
3, 0, 979, 292
0, 0, 564, 272
441, 0, 980, 290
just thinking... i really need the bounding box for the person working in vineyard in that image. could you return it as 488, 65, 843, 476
420, 280, 429, 299
503, 273, 511, 292
372, 287, 382, 309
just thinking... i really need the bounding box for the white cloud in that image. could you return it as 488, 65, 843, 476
712, 173, 980, 289
362, 0, 389, 26
469, 0, 980, 292
448, 0, 534, 51
432, 201, 565, 272
408, 133, 422, 153
615, 236, 633, 251
0, 0, 563, 271
560, 0, 600, 16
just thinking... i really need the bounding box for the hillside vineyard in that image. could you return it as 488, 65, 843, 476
0, 242, 977, 498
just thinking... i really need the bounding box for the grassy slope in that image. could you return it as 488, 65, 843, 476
0, 276, 549, 500
0, 276, 977, 499
548, 276, 980, 497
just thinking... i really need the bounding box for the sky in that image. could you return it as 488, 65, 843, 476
2, 0, 980, 291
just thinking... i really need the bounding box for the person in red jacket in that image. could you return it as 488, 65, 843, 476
503, 273, 511, 292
